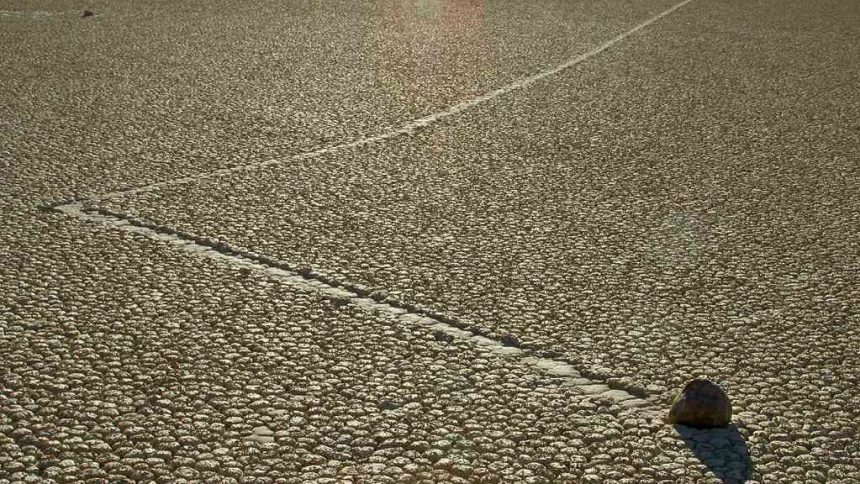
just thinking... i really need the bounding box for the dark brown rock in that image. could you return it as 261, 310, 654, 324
667, 379, 732, 428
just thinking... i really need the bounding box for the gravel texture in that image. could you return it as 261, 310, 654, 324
95, 0, 860, 480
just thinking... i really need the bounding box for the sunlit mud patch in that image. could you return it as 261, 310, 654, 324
413, 0, 443, 19
243, 425, 275, 444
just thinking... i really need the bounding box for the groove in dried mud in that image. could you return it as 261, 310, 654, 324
52, 202, 662, 417
37, 0, 697, 206
35, 0, 706, 422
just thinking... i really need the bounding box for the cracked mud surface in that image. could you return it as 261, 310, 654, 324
2, 201, 759, 482
95, 0, 860, 480
3, 0, 859, 482
2, 0, 679, 200
56, 203, 664, 407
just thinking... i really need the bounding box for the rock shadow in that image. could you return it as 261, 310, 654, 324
675, 423, 753, 483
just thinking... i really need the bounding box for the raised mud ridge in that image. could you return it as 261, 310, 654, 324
53, 202, 663, 417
